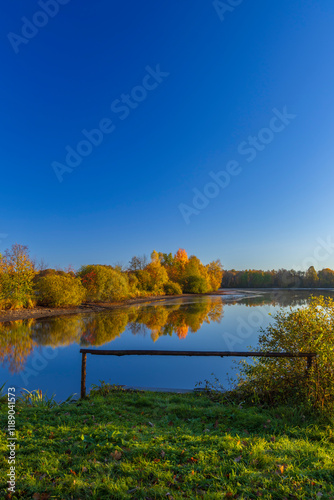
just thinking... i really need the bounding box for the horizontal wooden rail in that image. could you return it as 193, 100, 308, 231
79, 349, 317, 398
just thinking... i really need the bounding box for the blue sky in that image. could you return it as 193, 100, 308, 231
1, 0, 334, 271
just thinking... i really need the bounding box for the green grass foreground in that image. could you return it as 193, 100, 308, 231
1, 388, 334, 499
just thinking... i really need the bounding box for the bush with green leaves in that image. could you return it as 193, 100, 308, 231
163, 281, 182, 295
78, 265, 129, 302
36, 273, 86, 307
236, 296, 334, 411
181, 275, 209, 294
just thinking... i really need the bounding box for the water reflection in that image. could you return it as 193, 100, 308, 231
0, 297, 224, 373
2, 290, 334, 375
0, 319, 37, 373
225, 289, 334, 308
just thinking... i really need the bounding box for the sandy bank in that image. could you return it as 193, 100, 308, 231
0, 290, 236, 323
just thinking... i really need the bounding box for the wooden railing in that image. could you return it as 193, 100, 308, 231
79, 349, 317, 398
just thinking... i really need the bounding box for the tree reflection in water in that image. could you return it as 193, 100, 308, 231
3, 291, 328, 373
0, 298, 225, 372
0, 319, 36, 373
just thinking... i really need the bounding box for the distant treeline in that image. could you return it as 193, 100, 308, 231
221, 266, 334, 288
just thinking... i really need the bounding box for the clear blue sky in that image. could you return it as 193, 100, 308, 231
1, 0, 334, 271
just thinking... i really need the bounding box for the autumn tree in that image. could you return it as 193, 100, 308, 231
78, 265, 130, 302
318, 268, 334, 288
305, 266, 319, 287
0, 244, 36, 309
143, 250, 169, 294
166, 248, 189, 284
206, 259, 223, 291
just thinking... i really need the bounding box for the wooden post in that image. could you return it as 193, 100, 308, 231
81, 352, 87, 398
306, 355, 313, 374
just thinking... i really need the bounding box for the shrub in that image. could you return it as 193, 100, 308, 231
163, 281, 182, 295
236, 296, 334, 411
127, 273, 141, 297
78, 265, 129, 302
36, 274, 86, 307
0, 244, 36, 310
181, 275, 209, 294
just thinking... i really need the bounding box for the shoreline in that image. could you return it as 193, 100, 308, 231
1, 287, 328, 323
0, 290, 235, 323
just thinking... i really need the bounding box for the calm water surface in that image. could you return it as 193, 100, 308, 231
1, 289, 333, 400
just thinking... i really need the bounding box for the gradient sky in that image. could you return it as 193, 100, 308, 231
1, 0, 334, 271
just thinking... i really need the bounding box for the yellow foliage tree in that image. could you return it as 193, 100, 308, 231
0, 244, 36, 309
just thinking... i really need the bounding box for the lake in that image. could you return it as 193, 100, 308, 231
1, 289, 333, 401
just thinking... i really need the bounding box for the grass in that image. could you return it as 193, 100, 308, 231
1, 386, 334, 499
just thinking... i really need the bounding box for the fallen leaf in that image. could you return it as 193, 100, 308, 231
82, 466, 88, 473
111, 450, 122, 460
161, 450, 166, 458
214, 419, 219, 428
32, 495, 40, 500
70, 469, 77, 476
234, 455, 242, 463
148, 421, 154, 427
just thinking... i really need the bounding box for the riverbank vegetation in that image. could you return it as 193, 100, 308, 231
1, 388, 333, 499
236, 295, 334, 412
0, 245, 223, 310
222, 266, 334, 288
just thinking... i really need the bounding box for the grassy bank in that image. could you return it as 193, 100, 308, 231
1, 387, 334, 499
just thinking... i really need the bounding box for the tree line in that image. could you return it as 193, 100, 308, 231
0, 244, 223, 310
221, 266, 334, 288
